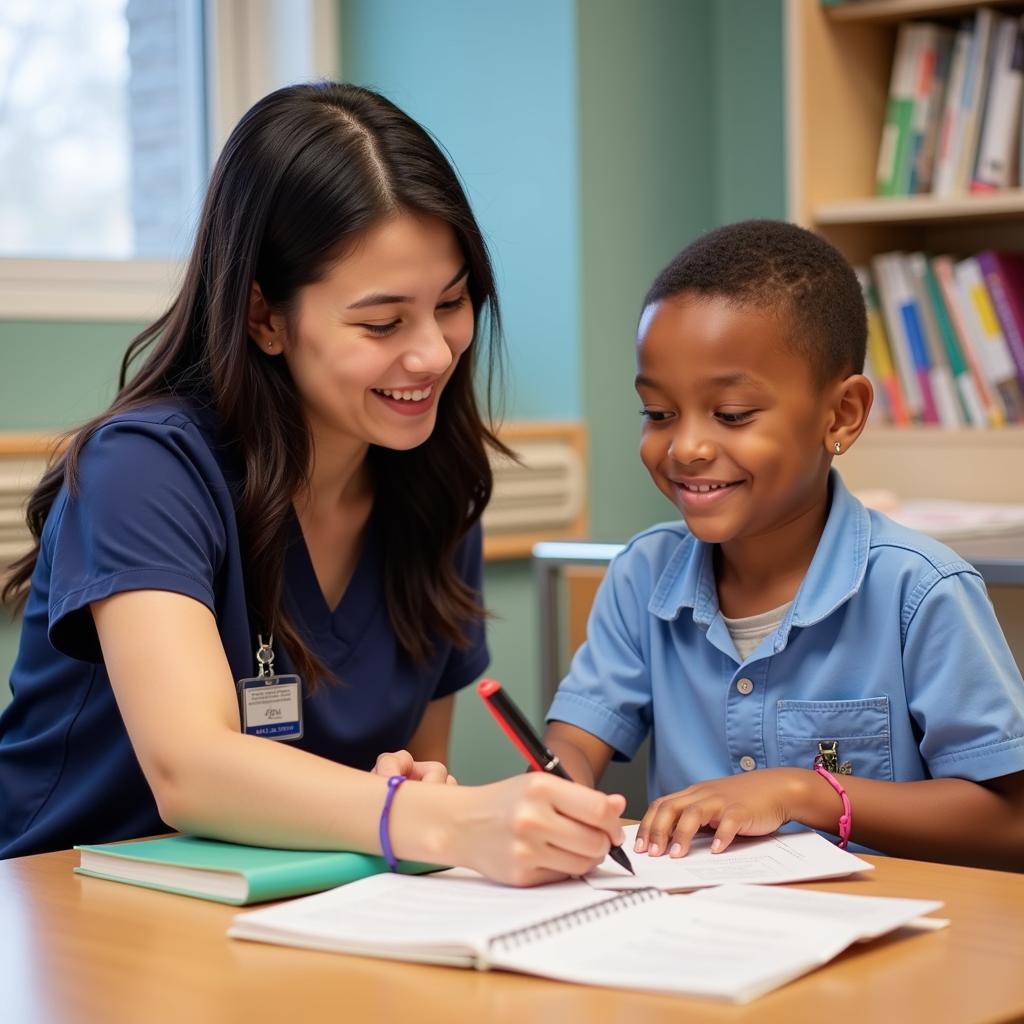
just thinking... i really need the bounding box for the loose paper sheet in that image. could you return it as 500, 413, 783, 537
586, 825, 873, 891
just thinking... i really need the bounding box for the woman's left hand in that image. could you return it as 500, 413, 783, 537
372, 749, 457, 785
636, 768, 810, 857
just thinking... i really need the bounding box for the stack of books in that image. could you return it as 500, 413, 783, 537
857, 250, 1024, 428
875, 10, 1024, 197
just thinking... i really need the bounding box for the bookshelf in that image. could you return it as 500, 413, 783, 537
786, 0, 1024, 503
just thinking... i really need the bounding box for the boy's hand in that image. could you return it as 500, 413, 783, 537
636, 768, 810, 856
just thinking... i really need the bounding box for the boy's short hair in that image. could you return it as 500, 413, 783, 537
644, 220, 867, 387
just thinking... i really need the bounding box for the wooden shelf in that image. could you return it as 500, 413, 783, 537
0, 426, 590, 567
840, 427, 1024, 502
827, 0, 1023, 25
787, 0, 1024, 495
815, 190, 1024, 226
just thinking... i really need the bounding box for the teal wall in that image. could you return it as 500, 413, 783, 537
342, 0, 581, 422
1, 1, 786, 788
1, 322, 137, 430
1, 320, 142, 705
578, 0, 717, 540
578, 0, 786, 542
714, 1, 787, 225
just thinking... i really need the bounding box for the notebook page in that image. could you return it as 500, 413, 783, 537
587, 825, 873, 891
489, 884, 942, 1003
686, 883, 945, 940
230, 870, 608, 961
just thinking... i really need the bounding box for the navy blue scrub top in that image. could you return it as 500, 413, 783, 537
0, 401, 488, 858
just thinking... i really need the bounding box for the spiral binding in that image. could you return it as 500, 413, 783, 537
487, 887, 664, 954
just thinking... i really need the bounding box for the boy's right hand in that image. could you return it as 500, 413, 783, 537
454, 774, 626, 887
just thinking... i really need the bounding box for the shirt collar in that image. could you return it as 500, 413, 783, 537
648, 470, 871, 632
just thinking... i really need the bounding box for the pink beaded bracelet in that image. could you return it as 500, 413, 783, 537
813, 763, 852, 849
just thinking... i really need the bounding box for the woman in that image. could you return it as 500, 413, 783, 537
0, 82, 624, 883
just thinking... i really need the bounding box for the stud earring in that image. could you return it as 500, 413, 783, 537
834, 440, 842, 454
266, 341, 274, 351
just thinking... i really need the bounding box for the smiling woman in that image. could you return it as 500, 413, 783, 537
0, 82, 627, 884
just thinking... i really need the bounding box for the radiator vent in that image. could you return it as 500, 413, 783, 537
0, 450, 48, 568
0, 423, 588, 571
483, 423, 588, 559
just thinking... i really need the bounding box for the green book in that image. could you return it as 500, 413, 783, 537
75, 835, 440, 905
876, 24, 920, 196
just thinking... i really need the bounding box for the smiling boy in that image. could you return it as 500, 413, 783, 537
544, 220, 1024, 871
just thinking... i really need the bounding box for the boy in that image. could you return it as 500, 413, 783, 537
544, 220, 1024, 871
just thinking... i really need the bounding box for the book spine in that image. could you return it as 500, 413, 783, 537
955, 256, 1022, 421
857, 268, 910, 426
932, 255, 1004, 426
913, 28, 955, 193
872, 253, 923, 420
1020, 15, 1024, 182
906, 252, 964, 427
923, 257, 987, 428
877, 26, 920, 196
907, 27, 938, 194
894, 256, 941, 424
978, 251, 1024, 388
973, 17, 1024, 191
934, 22, 973, 196
955, 9, 998, 192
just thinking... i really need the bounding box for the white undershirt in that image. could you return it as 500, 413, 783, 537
721, 601, 793, 661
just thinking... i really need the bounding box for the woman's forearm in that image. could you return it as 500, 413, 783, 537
153, 729, 434, 856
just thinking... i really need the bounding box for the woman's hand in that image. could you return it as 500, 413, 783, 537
449, 773, 626, 887
372, 749, 457, 785
636, 768, 811, 857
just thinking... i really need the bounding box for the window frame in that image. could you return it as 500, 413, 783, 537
0, 0, 339, 322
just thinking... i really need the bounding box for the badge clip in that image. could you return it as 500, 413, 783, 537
236, 634, 304, 742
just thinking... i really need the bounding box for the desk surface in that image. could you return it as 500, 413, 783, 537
3, 849, 1023, 1024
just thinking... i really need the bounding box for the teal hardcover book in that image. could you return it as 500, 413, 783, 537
75, 835, 439, 905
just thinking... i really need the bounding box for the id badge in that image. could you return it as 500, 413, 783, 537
236, 635, 304, 742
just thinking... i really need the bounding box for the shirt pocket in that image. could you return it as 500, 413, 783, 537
776, 697, 893, 782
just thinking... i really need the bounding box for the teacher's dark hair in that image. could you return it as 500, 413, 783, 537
4, 82, 508, 683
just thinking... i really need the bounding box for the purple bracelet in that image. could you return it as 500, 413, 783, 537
378, 774, 407, 871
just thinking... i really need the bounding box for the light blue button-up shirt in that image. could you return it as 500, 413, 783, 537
547, 472, 1024, 802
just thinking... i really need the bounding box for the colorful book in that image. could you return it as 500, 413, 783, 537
977, 250, 1024, 388
871, 252, 924, 421
934, 20, 974, 195
909, 25, 955, 194
75, 835, 439, 905
856, 266, 910, 425
905, 252, 965, 427
932, 255, 1005, 426
877, 25, 924, 196
954, 8, 998, 192
922, 257, 988, 428
972, 15, 1023, 191
891, 253, 941, 424
954, 255, 1023, 421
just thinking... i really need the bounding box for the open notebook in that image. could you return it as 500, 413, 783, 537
229, 870, 944, 1004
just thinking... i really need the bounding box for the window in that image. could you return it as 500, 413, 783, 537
0, 0, 338, 319
0, 0, 206, 261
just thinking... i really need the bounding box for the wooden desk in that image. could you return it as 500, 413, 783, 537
2, 849, 1023, 1024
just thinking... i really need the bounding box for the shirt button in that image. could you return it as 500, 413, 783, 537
736, 677, 754, 695
740, 755, 757, 772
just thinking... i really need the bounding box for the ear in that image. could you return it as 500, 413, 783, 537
824, 373, 873, 457
247, 282, 287, 355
